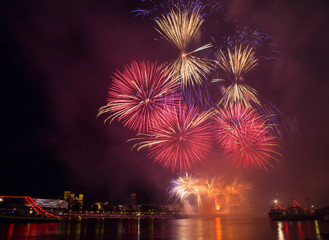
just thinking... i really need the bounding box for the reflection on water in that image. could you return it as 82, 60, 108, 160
0, 216, 329, 239
277, 221, 285, 240
215, 217, 221, 239
284, 221, 290, 240
0, 222, 59, 239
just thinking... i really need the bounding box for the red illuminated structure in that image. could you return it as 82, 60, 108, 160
0, 196, 59, 221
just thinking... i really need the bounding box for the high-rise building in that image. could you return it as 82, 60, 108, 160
130, 193, 136, 204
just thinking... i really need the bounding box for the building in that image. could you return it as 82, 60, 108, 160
63, 191, 83, 210
32, 198, 68, 210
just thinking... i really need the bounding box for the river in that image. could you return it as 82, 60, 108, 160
1, 215, 329, 239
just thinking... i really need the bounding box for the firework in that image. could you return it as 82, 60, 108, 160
97, 61, 179, 133
217, 45, 260, 106
169, 174, 252, 213
219, 177, 252, 212
202, 177, 224, 199
214, 105, 281, 169
217, 44, 257, 80
168, 173, 203, 207
165, 46, 214, 87
155, 6, 214, 87
131, 103, 213, 171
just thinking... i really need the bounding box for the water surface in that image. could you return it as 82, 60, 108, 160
1, 215, 328, 239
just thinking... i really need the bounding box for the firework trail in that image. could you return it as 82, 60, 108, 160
133, 0, 222, 19
223, 28, 273, 53
214, 104, 281, 170
155, 3, 215, 87
97, 61, 180, 133
130, 103, 213, 172
182, 77, 216, 110
216, 44, 260, 107
257, 103, 299, 142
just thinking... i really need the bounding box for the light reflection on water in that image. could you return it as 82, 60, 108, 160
0, 216, 329, 240
277, 221, 285, 240
215, 217, 221, 239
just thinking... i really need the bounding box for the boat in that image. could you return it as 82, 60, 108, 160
269, 207, 322, 221
0, 196, 60, 222
268, 200, 323, 221
268, 208, 287, 221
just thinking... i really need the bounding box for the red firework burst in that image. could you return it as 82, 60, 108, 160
97, 61, 179, 132
132, 104, 213, 171
214, 105, 280, 169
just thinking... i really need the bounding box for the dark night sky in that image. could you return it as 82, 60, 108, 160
1, 0, 329, 208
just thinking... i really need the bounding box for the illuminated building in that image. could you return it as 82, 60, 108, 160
32, 198, 68, 210
63, 191, 83, 210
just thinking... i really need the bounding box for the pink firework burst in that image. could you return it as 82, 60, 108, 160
132, 104, 213, 171
214, 105, 281, 170
97, 61, 180, 133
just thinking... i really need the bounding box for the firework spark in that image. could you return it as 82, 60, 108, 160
217, 45, 260, 106
155, 6, 214, 87
97, 61, 180, 133
131, 103, 213, 171
214, 105, 281, 169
